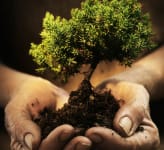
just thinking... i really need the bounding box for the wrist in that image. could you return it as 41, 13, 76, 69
0, 64, 34, 107
106, 79, 149, 107
108, 60, 163, 100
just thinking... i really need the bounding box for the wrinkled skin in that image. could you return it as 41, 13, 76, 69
5, 77, 70, 150
4, 73, 160, 150
12, 79, 158, 150
2, 0, 163, 149
85, 80, 160, 150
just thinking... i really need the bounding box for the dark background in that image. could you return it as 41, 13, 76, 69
0, 0, 164, 149
0, 0, 83, 74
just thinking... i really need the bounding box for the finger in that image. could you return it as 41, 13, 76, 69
126, 118, 160, 150
12, 120, 40, 150
125, 118, 160, 150
86, 121, 160, 150
39, 124, 75, 150
86, 127, 129, 150
5, 106, 41, 150
113, 104, 147, 136
64, 136, 92, 150
11, 138, 22, 150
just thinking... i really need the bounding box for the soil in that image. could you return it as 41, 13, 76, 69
35, 79, 119, 139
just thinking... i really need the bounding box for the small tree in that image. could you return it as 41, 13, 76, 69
29, 0, 157, 138
29, 0, 156, 82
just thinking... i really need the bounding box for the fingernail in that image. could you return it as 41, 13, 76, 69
59, 131, 73, 142
75, 142, 91, 150
90, 133, 103, 144
25, 134, 33, 149
119, 117, 132, 136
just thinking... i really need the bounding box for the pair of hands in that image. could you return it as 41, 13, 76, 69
5, 77, 160, 150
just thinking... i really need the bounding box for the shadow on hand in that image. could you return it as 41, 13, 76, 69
0, 101, 164, 150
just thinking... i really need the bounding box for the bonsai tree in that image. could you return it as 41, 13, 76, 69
29, 0, 157, 138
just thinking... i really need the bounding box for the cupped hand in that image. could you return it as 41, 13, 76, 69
5, 77, 69, 150
39, 79, 160, 150
85, 79, 160, 150
39, 124, 92, 150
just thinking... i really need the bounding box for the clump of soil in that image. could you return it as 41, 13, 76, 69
35, 79, 119, 139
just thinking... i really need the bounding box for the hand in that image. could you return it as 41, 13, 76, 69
5, 77, 69, 150
38, 79, 160, 150
38, 124, 92, 150
84, 79, 160, 150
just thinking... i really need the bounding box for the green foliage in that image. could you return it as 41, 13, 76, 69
29, 0, 156, 81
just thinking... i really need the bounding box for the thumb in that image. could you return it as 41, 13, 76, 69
22, 120, 41, 150
5, 105, 41, 150
113, 104, 146, 137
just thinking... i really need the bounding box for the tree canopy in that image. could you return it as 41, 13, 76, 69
29, 0, 156, 81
